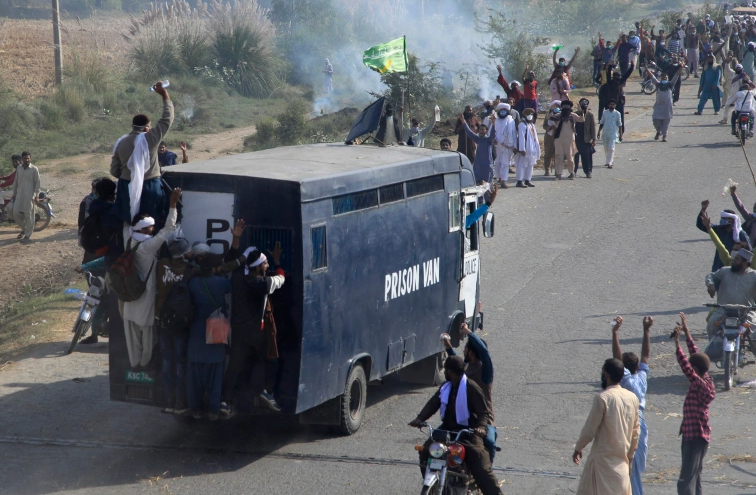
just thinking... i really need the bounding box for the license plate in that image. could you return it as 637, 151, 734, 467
80, 309, 92, 322
725, 317, 739, 328
725, 341, 736, 352
125, 370, 155, 384
429, 459, 445, 470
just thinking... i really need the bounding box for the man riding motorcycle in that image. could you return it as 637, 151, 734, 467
409, 355, 503, 495
726, 81, 756, 136
705, 248, 756, 339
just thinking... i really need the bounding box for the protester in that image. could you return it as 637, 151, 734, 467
521, 65, 539, 113
121, 187, 182, 371
158, 141, 188, 167
719, 55, 737, 124
616, 34, 636, 77
515, 108, 540, 187
612, 316, 653, 495
496, 65, 523, 111
553, 100, 584, 180
323, 58, 333, 94
697, 199, 751, 271
705, 247, 756, 338
80, 178, 121, 269
650, 26, 668, 57
598, 100, 623, 169
409, 355, 502, 495
442, 323, 498, 461
598, 62, 634, 130
729, 184, 756, 245
686, 26, 702, 78
492, 102, 517, 188
10, 151, 40, 244
542, 101, 560, 176
699, 210, 741, 267
649, 64, 683, 141
695, 54, 723, 115
573, 358, 640, 495
439, 138, 452, 151
455, 105, 480, 164
221, 227, 286, 416
743, 42, 756, 81
463, 117, 496, 184
155, 237, 194, 414
639, 30, 656, 76
671, 316, 716, 495
549, 70, 571, 102
376, 103, 403, 147
111, 82, 173, 231
186, 254, 231, 421
78, 180, 98, 263
727, 80, 756, 136
552, 46, 580, 84
573, 98, 597, 178
591, 34, 604, 85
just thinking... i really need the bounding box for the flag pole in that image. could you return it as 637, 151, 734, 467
405, 36, 411, 128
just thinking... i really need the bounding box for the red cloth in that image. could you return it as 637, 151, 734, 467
676, 339, 716, 442
0, 170, 15, 189
497, 74, 523, 104
523, 80, 538, 100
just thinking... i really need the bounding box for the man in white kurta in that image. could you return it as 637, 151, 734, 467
12, 152, 40, 243
493, 103, 517, 188
122, 188, 181, 369
574, 358, 640, 495
515, 108, 541, 188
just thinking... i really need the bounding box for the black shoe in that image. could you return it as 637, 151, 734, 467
654, 132, 660, 140
525, 181, 535, 187
500, 181, 508, 189
79, 335, 98, 345
586, 173, 592, 178
516, 181, 527, 188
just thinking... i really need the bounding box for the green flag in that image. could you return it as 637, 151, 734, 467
363, 37, 408, 74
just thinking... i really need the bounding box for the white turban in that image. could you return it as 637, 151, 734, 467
496, 103, 511, 111
243, 246, 267, 275
192, 242, 211, 255
550, 100, 562, 108
720, 211, 744, 242
132, 217, 155, 231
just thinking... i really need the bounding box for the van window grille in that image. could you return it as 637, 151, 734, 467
247, 227, 293, 272
379, 183, 404, 204
332, 190, 379, 215
406, 175, 444, 198
311, 226, 327, 271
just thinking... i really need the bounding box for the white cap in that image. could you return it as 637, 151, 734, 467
496, 102, 510, 111
736, 64, 744, 70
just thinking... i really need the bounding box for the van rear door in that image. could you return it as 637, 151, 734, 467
459, 193, 480, 318
180, 191, 235, 253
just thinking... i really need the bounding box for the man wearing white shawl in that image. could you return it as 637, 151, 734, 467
122, 188, 182, 370
110, 81, 174, 227
515, 108, 541, 188
493, 103, 517, 189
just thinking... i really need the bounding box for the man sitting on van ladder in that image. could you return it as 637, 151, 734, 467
466, 182, 498, 229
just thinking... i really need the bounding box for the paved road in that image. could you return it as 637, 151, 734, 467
2, 77, 756, 495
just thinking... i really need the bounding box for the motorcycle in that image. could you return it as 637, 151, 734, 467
1, 189, 54, 232
704, 303, 756, 391
640, 62, 663, 95
736, 111, 753, 145
414, 422, 480, 495
65, 271, 108, 354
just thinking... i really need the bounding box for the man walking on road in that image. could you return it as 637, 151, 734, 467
11, 151, 40, 244
598, 100, 623, 169
671, 315, 716, 495
686, 26, 701, 78
573, 358, 640, 495
695, 54, 723, 115
612, 316, 653, 495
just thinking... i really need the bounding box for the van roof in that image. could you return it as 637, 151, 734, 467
164, 143, 470, 201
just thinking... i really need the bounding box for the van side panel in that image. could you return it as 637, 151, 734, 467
297, 173, 462, 413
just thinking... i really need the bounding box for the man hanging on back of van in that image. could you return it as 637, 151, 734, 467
110, 81, 174, 229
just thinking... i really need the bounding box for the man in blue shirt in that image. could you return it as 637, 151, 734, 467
611, 315, 653, 495
443, 322, 497, 461
616, 34, 637, 78
158, 141, 188, 168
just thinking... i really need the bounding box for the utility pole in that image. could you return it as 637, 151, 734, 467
51, 0, 63, 85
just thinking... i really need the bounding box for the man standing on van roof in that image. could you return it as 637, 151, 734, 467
110, 81, 173, 227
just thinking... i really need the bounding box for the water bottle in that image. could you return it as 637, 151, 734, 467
434, 105, 441, 122
150, 80, 170, 91
723, 178, 738, 196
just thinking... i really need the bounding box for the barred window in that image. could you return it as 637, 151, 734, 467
406, 175, 444, 198
332, 190, 379, 215
379, 183, 404, 204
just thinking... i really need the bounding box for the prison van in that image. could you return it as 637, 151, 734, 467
109, 143, 494, 434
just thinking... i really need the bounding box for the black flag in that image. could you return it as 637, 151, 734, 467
345, 97, 385, 143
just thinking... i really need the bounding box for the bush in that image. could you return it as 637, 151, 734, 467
658, 10, 685, 35
39, 103, 64, 130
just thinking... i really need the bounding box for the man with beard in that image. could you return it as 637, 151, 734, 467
492, 103, 517, 188
659, 54, 685, 105
697, 199, 751, 272
597, 100, 622, 169
695, 54, 723, 115
455, 105, 480, 164
521, 65, 539, 113
598, 62, 634, 132
552, 100, 584, 180
744, 41, 756, 81
496, 65, 524, 111
729, 183, 756, 246
706, 248, 756, 341
573, 98, 596, 178
376, 103, 403, 146
615, 34, 636, 79
573, 358, 640, 495
685, 25, 702, 78
515, 108, 540, 187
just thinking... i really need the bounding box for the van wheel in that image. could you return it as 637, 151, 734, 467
338, 363, 367, 435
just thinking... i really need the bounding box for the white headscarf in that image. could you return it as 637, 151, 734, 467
242, 246, 267, 275
721, 211, 744, 242
130, 216, 155, 242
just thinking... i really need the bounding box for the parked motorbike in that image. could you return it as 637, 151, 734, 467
640, 63, 663, 95
704, 303, 756, 391
0, 189, 54, 232
736, 111, 753, 146
414, 422, 480, 495
65, 271, 108, 354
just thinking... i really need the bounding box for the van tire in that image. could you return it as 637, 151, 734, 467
338, 363, 367, 435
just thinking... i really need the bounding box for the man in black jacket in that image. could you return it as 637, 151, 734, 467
409, 356, 502, 495
697, 199, 751, 271
599, 62, 634, 133
221, 220, 285, 416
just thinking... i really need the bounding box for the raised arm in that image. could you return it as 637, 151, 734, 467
611, 316, 623, 360
145, 83, 174, 149
461, 324, 493, 384
730, 186, 751, 218
566, 47, 580, 71
462, 119, 478, 141
703, 211, 733, 266
641, 316, 653, 365
553, 48, 559, 68
497, 65, 512, 95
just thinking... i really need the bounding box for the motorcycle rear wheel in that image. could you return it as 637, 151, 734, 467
67, 317, 92, 355
642, 80, 657, 95
33, 206, 51, 232
420, 482, 441, 495
741, 128, 748, 146
681, 66, 690, 81
723, 350, 735, 391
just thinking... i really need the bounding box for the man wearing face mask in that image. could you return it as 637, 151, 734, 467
542, 101, 560, 176
520, 65, 539, 112
496, 65, 523, 112
572, 358, 640, 495
598, 62, 634, 133
515, 108, 540, 187
615, 34, 636, 79
492, 103, 517, 188
743, 42, 756, 81
727, 81, 756, 137
597, 100, 622, 169
552, 100, 583, 180
649, 64, 683, 142
695, 54, 723, 115
455, 105, 480, 164
552, 46, 580, 86
573, 98, 596, 178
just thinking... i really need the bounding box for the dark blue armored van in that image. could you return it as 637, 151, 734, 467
109, 143, 493, 434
